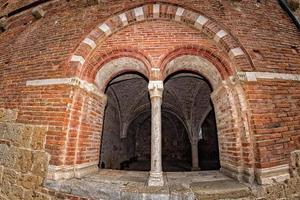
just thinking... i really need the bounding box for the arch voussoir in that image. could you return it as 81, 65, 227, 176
68, 2, 253, 77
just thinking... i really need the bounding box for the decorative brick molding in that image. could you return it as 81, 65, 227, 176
26, 77, 103, 97
69, 2, 253, 74
236, 72, 300, 82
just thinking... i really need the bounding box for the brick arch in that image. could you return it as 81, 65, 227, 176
95, 56, 150, 92
162, 55, 223, 90
160, 46, 232, 88
68, 2, 253, 77
161, 49, 255, 182
81, 48, 152, 83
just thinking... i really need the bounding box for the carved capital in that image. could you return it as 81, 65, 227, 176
148, 80, 164, 98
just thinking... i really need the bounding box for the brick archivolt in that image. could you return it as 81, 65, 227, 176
69, 2, 253, 78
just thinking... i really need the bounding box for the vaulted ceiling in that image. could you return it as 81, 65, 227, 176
105, 72, 212, 142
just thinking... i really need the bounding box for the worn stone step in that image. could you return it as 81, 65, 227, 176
190, 180, 251, 200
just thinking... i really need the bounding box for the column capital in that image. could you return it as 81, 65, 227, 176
191, 138, 199, 145
148, 80, 164, 98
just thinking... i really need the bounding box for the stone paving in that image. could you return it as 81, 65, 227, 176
45, 170, 251, 200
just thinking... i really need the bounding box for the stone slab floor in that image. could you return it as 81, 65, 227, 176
45, 170, 251, 200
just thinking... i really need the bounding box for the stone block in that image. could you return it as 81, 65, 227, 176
284, 177, 300, 196
2, 168, 19, 185
0, 179, 11, 198
24, 190, 51, 200
0, 17, 7, 32
4, 124, 33, 148
15, 148, 33, 173
0, 165, 3, 184
190, 179, 251, 200
0, 109, 18, 122
0, 194, 9, 200
18, 174, 43, 189
31, 126, 47, 150
290, 150, 300, 177
32, 6, 45, 19
0, 123, 6, 139
32, 151, 49, 177
6, 184, 24, 200
259, 184, 286, 200
0, 144, 16, 168
169, 184, 195, 200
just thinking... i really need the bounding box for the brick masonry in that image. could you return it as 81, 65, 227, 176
0, 0, 300, 199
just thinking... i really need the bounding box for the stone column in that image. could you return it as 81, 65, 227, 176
191, 139, 200, 170
148, 80, 164, 186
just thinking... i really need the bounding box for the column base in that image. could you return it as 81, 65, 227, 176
148, 171, 164, 186
191, 167, 201, 171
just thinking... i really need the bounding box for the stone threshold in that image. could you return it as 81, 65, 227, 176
45, 169, 251, 200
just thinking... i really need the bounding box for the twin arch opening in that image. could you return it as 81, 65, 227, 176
100, 70, 220, 172
94, 53, 226, 186
64, 3, 255, 183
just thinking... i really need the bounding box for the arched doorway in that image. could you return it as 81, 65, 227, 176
100, 69, 221, 173
99, 72, 149, 170
56, 1, 256, 185
163, 71, 220, 171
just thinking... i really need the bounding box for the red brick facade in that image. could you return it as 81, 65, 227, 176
0, 0, 300, 197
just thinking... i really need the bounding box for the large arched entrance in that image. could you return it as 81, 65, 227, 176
99, 72, 149, 170
46, 2, 255, 189
99, 58, 223, 184
100, 70, 220, 172
163, 71, 220, 171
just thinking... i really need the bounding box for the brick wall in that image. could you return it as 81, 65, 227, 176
245, 80, 300, 168
0, 1, 299, 199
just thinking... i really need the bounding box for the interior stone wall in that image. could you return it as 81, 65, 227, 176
198, 111, 220, 170
161, 115, 191, 163
132, 113, 191, 163
100, 89, 122, 169
134, 116, 151, 162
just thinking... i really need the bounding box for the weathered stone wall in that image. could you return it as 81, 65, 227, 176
100, 88, 122, 169
0, 108, 51, 199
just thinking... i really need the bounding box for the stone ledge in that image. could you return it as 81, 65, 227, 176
220, 165, 244, 182
47, 162, 98, 181
26, 77, 104, 98
255, 164, 290, 185
237, 72, 300, 82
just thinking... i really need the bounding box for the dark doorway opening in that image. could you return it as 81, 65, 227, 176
100, 71, 220, 171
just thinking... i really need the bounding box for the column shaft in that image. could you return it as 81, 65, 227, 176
191, 141, 200, 170
148, 80, 164, 186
